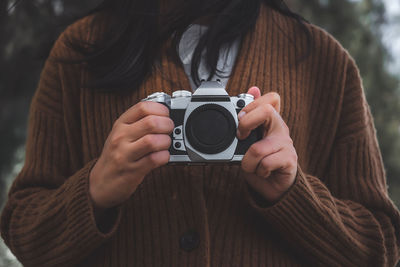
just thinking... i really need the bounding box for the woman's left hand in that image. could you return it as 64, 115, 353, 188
237, 87, 298, 203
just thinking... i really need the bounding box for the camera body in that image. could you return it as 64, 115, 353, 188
142, 81, 262, 163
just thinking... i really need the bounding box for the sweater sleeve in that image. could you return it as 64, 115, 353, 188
245, 57, 400, 266
0, 23, 121, 266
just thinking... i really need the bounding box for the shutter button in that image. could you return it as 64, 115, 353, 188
179, 230, 200, 252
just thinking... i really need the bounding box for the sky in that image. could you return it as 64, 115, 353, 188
382, 0, 400, 73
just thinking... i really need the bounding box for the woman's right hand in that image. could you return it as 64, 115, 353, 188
89, 101, 174, 213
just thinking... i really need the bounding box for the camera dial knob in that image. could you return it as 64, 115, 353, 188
237, 93, 254, 101
147, 92, 168, 100
142, 92, 171, 107
172, 90, 192, 98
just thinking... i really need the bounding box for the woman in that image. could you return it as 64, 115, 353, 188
1, 0, 400, 266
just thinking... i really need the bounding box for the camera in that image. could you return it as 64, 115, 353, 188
142, 81, 262, 163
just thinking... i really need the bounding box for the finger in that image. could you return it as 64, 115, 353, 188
133, 150, 170, 177
118, 101, 170, 124
237, 104, 274, 139
255, 148, 297, 179
239, 92, 281, 117
238, 103, 284, 139
109, 115, 173, 146
127, 115, 174, 142
247, 86, 261, 99
241, 136, 283, 173
127, 134, 172, 162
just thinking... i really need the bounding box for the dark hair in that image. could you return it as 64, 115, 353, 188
69, 0, 310, 92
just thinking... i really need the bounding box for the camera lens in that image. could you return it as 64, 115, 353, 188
185, 104, 236, 154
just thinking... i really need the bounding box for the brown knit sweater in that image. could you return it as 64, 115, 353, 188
1, 4, 400, 267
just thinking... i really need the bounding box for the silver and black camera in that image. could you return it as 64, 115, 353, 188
142, 81, 262, 163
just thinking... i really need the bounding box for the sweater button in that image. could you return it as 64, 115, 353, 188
179, 230, 200, 252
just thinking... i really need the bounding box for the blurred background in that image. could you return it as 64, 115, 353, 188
0, 0, 399, 265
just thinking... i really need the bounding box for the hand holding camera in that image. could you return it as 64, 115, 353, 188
239, 87, 298, 203
89, 101, 174, 213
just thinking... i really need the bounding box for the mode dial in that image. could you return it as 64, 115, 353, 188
237, 93, 254, 101
142, 92, 171, 107
146, 92, 168, 100
172, 90, 192, 98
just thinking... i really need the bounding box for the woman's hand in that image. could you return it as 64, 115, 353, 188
89, 102, 174, 213
238, 87, 298, 203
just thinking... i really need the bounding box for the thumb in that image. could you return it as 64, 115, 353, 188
247, 86, 261, 99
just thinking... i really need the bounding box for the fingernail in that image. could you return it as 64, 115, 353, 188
238, 111, 246, 120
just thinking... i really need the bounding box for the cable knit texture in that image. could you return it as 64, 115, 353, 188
1, 4, 400, 267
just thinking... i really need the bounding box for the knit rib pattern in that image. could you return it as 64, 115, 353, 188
1, 4, 400, 267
